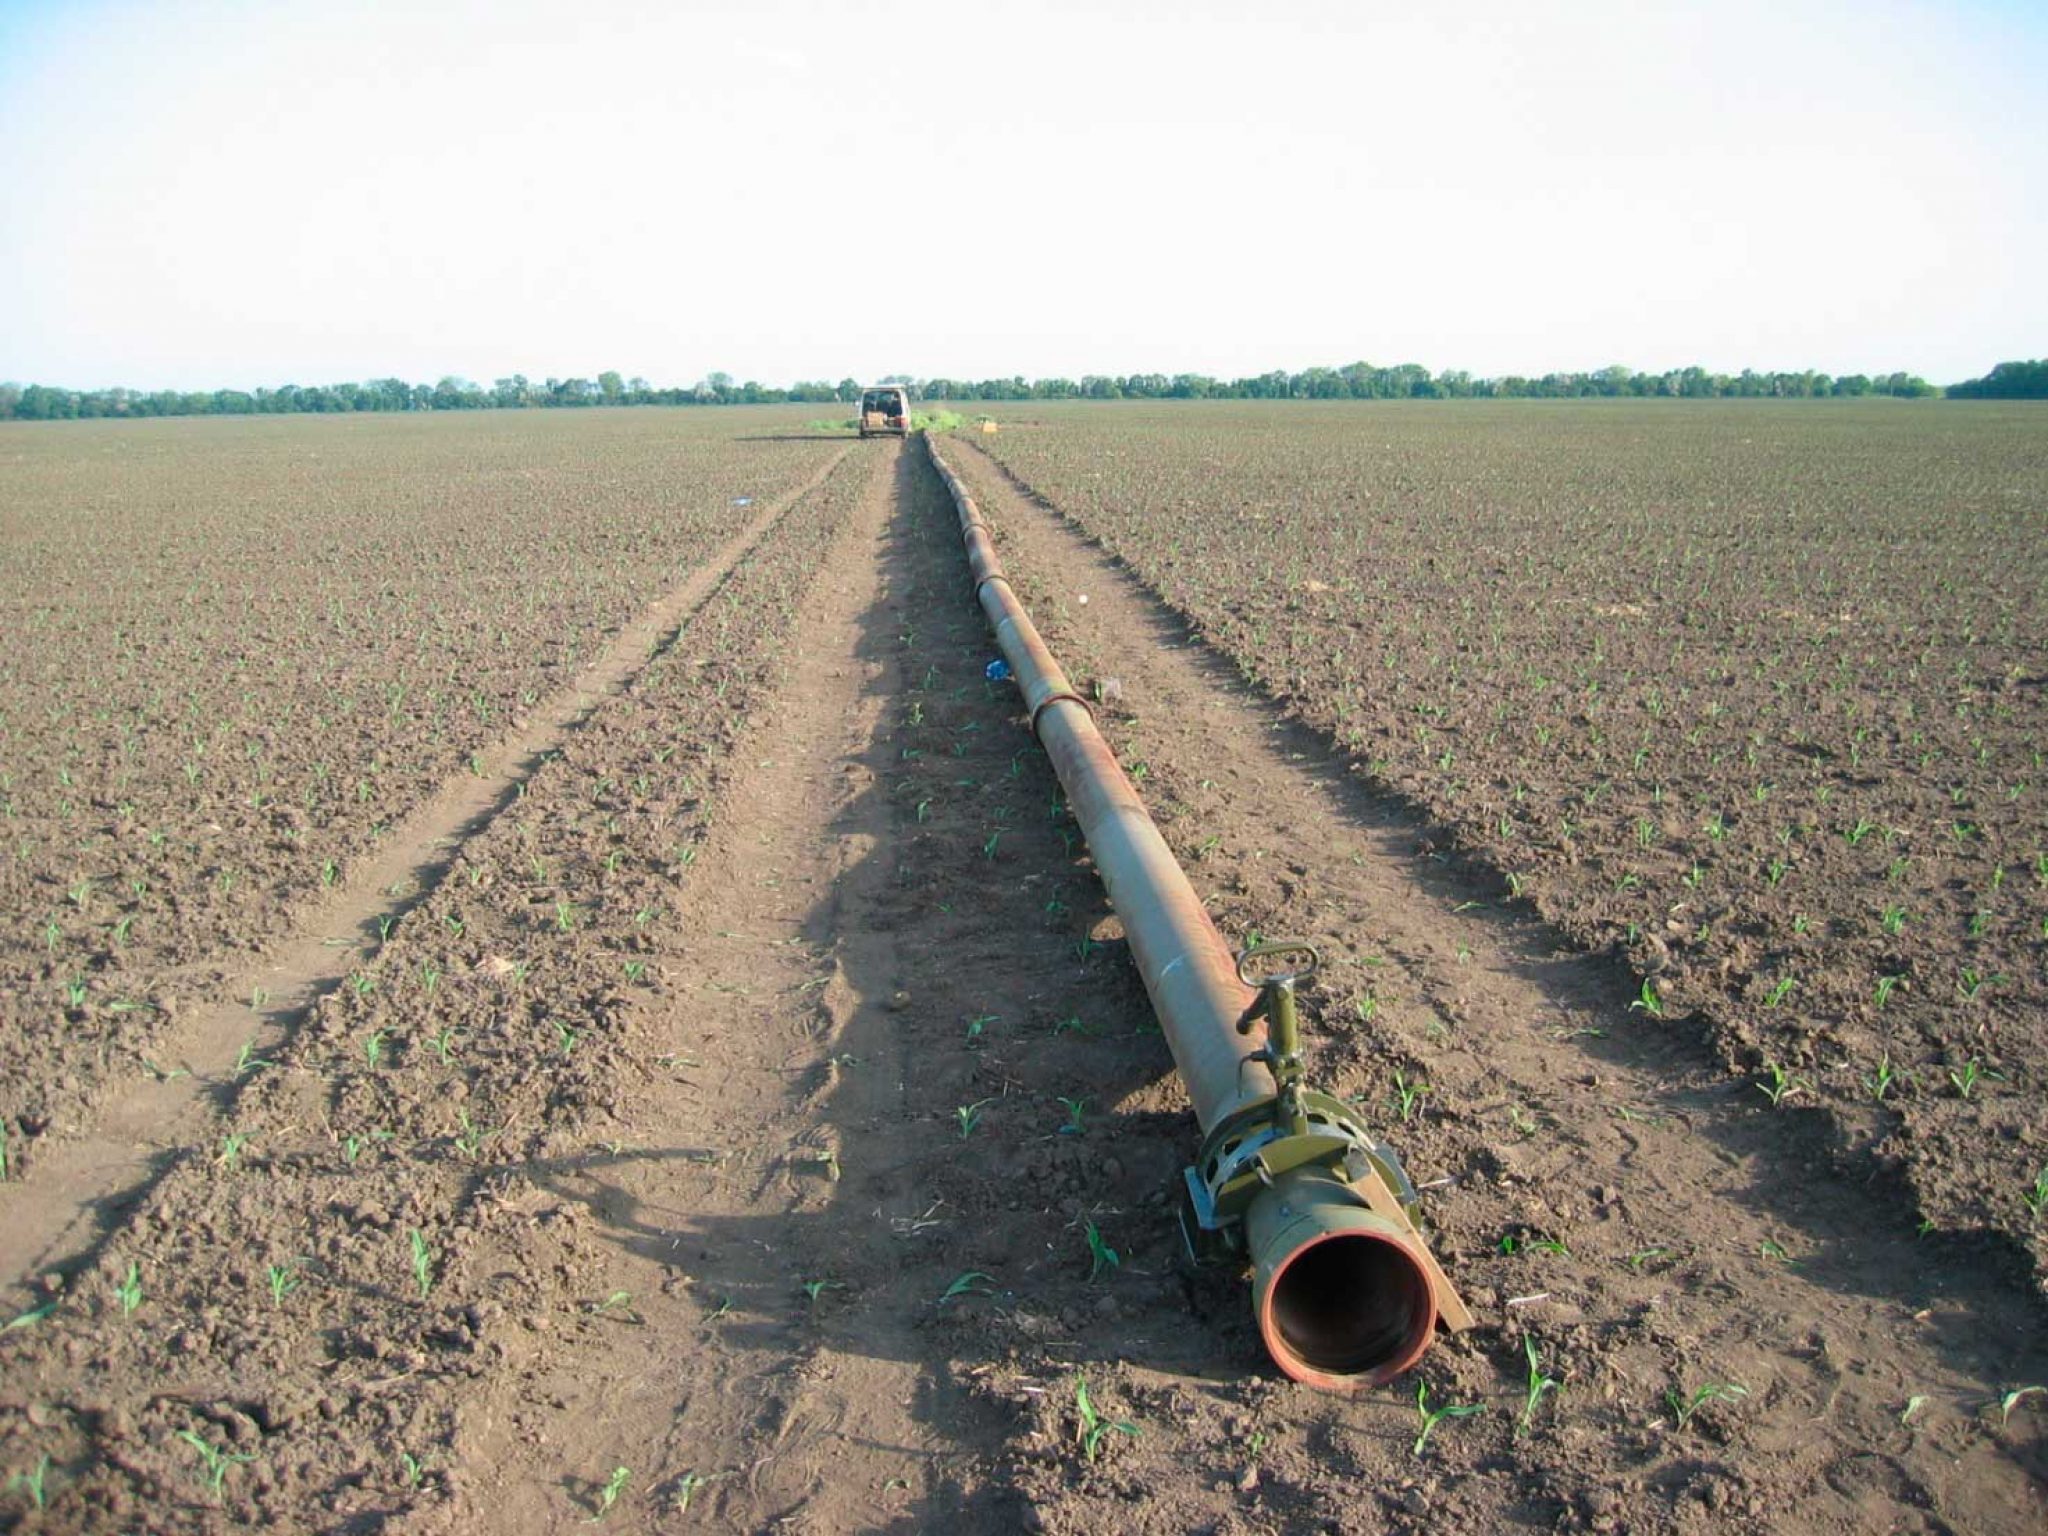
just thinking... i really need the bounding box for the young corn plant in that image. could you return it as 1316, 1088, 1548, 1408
2021, 1167, 2048, 1222
6, 1454, 50, 1513
114, 1261, 143, 1317
1862, 1052, 1903, 1103
586, 1465, 630, 1522
1073, 1375, 1139, 1463
1084, 1221, 1120, 1281
954, 1099, 991, 1139
177, 1429, 254, 1503
409, 1229, 435, 1299
939, 1271, 995, 1304
1392, 1072, 1429, 1122
1412, 1380, 1484, 1458
1996, 1386, 2044, 1427
1756, 1062, 1812, 1106
1517, 1336, 1562, 1435
1666, 1381, 1746, 1433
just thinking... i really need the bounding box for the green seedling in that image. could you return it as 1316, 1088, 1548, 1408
1517, 1336, 1562, 1434
1759, 1238, 1793, 1263
1996, 1386, 2044, 1426
586, 1466, 630, 1522
1762, 976, 1795, 1007
1900, 1395, 1929, 1425
217, 1132, 250, 1171
7, 1454, 51, 1512
267, 1261, 301, 1307
1392, 1072, 1429, 1121
1957, 968, 2006, 1002
1073, 1375, 1139, 1462
1057, 1096, 1087, 1135
555, 899, 578, 932
622, 961, 646, 985
2022, 1167, 2048, 1221
1084, 1221, 1120, 1280
1862, 1052, 1901, 1102
673, 1470, 710, 1512
364, 1030, 387, 1070
955, 1099, 991, 1139
800, 1278, 843, 1307
1413, 1380, 1484, 1458
454, 1111, 490, 1159
554, 1020, 581, 1057
939, 1271, 995, 1304
400, 1451, 426, 1488
177, 1428, 253, 1502
409, 1229, 434, 1298
232, 1040, 268, 1076
428, 1027, 457, 1064
1756, 1062, 1811, 1106
1666, 1381, 1746, 1433
1627, 977, 1664, 1016
964, 1012, 996, 1043
4, 1304, 55, 1333
1949, 1059, 1984, 1099
1880, 904, 1907, 936
1873, 975, 1902, 1009
1625, 1246, 1671, 1271
114, 1260, 143, 1316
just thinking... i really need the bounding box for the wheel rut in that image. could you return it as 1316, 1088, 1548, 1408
936, 435, 2048, 1534
454, 440, 1028, 1531
1, 448, 850, 1301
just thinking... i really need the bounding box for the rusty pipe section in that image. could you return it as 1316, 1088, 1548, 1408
926, 437, 1469, 1389
929, 438, 1271, 1131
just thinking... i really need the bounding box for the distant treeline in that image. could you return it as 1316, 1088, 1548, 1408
0, 361, 1988, 422
1946, 360, 2048, 400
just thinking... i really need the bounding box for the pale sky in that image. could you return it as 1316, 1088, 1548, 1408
2, 0, 2043, 391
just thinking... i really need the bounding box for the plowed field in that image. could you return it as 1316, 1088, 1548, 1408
2, 404, 2044, 1535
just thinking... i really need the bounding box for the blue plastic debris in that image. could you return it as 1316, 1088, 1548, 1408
731, 496, 754, 507
984, 658, 1013, 682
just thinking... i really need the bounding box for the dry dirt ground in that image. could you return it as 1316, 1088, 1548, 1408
3, 429, 2045, 1533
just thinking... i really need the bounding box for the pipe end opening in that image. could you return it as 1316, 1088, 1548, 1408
1260, 1230, 1436, 1389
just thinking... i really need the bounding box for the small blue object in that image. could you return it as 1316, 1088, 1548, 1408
731, 496, 754, 507
985, 658, 1012, 682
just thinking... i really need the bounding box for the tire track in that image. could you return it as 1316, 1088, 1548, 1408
1, 447, 850, 1300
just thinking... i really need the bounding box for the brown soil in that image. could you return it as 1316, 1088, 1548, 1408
2, 422, 2044, 1533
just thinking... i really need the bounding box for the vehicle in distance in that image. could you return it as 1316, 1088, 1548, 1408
859, 385, 911, 438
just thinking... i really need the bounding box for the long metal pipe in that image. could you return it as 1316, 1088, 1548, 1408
927, 436, 1461, 1388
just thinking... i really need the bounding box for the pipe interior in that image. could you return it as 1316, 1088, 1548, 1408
1267, 1233, 1433, 1378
